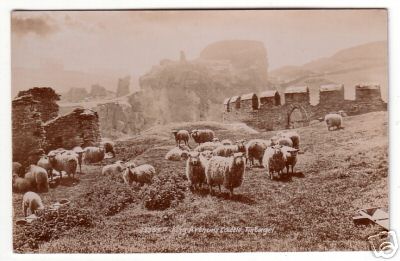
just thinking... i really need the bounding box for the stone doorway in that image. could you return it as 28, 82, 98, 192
287, 105, 309, 129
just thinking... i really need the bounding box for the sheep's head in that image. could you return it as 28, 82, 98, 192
200, 150, 213, 160
188, 152, 200, 166
232, 152, 245, 167
180, 151, 190, 160
271, 146, 284, 160
190, 130, 198, 138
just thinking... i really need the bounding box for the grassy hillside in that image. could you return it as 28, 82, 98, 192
12, 111, 388, 252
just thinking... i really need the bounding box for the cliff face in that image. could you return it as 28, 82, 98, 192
136, 40, 269, 127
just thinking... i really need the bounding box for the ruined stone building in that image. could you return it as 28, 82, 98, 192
223, 83, 387, 131
12, 87, 101, 165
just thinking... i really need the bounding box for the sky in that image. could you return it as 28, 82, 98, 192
11, 9, 387, 92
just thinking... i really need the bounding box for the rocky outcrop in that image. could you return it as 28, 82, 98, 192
116, 76, 130, 97
90, 84, 109, 98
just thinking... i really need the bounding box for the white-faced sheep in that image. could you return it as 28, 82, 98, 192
246, 139, 271, 167
205, 153, 246, 197
281, 146, 299, 174
123, 164, 156, 185
12, 175, 33, 193
83, 146, 105, 164
262, 146, 286, 180
325, 113, 343, 131
48, 150, 78, 179
25, 165, 49, 193
72, 146, 84, 173
191, 129, 215, 145
102, 161, 125, 176
278, 131, 300, 149
185, 151, 210, 191
37, 155, 53, 180
165, 145, 190, 161
194, 141, 221, 152
101, 141, 116, 157
172, 130, 190, 147
22, 191, 45, 217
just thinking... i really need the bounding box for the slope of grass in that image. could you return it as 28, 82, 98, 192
12, 111, 388, 252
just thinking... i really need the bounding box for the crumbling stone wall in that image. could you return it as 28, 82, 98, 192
44, 108, 101, 150
12, 95, 46, 164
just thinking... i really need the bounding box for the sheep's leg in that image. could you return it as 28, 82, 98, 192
229, 188, 234, 198
259, 158, 262, 167
23, 202, 27, 217
218, 185, 221, 193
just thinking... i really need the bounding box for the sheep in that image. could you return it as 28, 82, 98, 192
165, 145, 190, 161
25, 165, 49, 193
205, 152, 246, 197
101, 141, 116, 157
12, 175, 33, 193
191, 129, 215, 145
194, 141, 221, 152
262, 146, 286, 180
12, 162, 23, 177
72, 146, 84, 173
277, 136, 293, 148
246, 139, 271, 167
37, 155, 53, 180
325, 113, 343, 131
102, 161, 125, 176
213, 143, 245, 157
83, 146, 105, 164
281, 146, 299, 174
278, 131, 300, 149
212, 137, 220, 142
122, 164, 156, 185
48, 150, 78, 179
185, 151, 209, 190
22, 191, 45, 217
221, 139, 233, 145
172, 130, 190, 147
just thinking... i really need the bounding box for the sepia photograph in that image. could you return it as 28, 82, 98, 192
10, 8, 390, 253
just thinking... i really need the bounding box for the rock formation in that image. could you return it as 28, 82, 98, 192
116, 76, 131, 97
63, 87, 89, 102
90, 84, 108, 98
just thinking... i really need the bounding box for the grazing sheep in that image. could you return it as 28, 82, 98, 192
278, 131, 300, 149
165, 146, 190, 161
22, 191, 44, 217
246, 139, 271, 167
101, 141, 116, 157
83, 146, 105, 163
281, 146, 299, 174
172, 130, 190, 147
185, 151, 209, 190
12, 162, 23, 177
26, 165, 49, 193
37, 156, 53, 180
102, 161, 125, 176
123, 164, 156, 185
325, 113, 343, 131
205, 153, 246, 197
48, 150, 78, 179
12, 175, 33, 193
212, 144, 245, 157
221, 139, 233, 145
72, 146, 84, 173
262, 146, 286, 180
191, 129, 215, 145
194, 141, 221, 152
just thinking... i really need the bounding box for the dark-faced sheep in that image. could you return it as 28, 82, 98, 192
172, 130, 190, 147
185, 151, 209, 191
262, 146, 286, 180
22, 191, 44, 217
25, 165, 49, 193
191, 129, 215, 145
101, 141, 116, 157
205, 153, 246, 197
123, 164, 156, 185
83, 146, 105, 164
325, 113, 343, 131
246, 139, 271, 167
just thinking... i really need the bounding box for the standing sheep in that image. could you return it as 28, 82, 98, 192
102, 161, 125, 176
325, 113, 343, 131
26, 165, 49, 193
72, 146, 84, 173
281, 146, 299, 174
172, 130, 190, 147
123, 164, 156, 185
48, 150, 78, 179
185, 151, 209, 191
191, 129, 215, 145
22, 191, 45, 217
262, 146, 286, 180
83, 146, 105, 164
246, 139, 271, 167
205, 152, 246, 197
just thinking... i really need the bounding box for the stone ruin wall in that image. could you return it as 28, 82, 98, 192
223, 85, 387, 131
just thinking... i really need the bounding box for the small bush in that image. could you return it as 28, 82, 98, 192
141, 173, 186, 211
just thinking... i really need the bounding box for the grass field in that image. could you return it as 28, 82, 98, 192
12, 111, 388, 253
